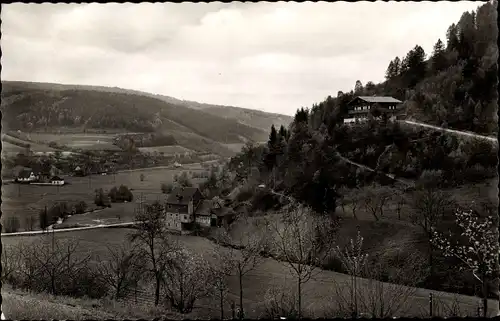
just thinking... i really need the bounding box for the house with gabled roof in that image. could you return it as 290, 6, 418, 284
343, 96, 405, 124
164, 187, 235, 232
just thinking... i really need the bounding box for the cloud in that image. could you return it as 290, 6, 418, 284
2, 2, 483, 115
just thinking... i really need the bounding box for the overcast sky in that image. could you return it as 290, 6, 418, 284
2, 2, 483, 116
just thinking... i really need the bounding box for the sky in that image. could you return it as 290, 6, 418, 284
2, 1, 484, 116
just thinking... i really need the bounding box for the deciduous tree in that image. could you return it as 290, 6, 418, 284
432, 208, 498, 317
267, 203, 336, 318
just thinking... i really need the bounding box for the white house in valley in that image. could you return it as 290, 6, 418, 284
50, 176, 65, 185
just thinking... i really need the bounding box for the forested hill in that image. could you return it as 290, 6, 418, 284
1, 81, 292, 135
307, 1, 497, 136
0, 81, 293, 145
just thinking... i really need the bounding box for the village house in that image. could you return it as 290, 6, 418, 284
164, 187, 235, 232
73, 165, 86, 177
343, 96, 405, 124
50, 176, 65, 185
165, 187, 203, 231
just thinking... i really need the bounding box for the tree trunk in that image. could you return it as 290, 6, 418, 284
298, 278, 302, 319
428, 236, 434, 279
220, 288, 224, 320
239, 270, 243, 320
154, 274, 161, 306
482, 276, 488, 317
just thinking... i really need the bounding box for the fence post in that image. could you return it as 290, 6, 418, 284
429, 293, 433, 317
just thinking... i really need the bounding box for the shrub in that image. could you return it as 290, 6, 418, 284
161, 183, 173, 194
74, 201, 87, 214
95, 188, 106, 206
4, 216, 20, 233
261, 284, 299, 319
236, 185, 254, 202
108, 185, 133, 203
39, 209, 49, 230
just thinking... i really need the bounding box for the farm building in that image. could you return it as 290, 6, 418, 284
16, 169, 39, 183
164, 187, 234, 232
73, 166, 86, 177
50, 176, 65, 185
343, 96, 405, 124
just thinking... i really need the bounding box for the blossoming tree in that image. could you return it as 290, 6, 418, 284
431, 207, 498, 317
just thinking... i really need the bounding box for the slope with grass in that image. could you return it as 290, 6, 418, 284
3, 228, 497, 319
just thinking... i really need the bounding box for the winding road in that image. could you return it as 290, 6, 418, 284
399, 120, 498, 144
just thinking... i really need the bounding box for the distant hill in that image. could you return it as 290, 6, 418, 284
1, 81, 293, 156
2, 81, 293, 133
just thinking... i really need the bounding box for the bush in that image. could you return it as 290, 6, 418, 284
109, 185, 133, 203
4, 216, 20, 233
261, 285, 299, 319
74, 201, 88, 214
161, 183, 173, 194
39, 209, 49, 230
95, 188, 106, 206
236, 185, 254, 202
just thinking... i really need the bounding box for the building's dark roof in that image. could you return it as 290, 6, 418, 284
51, 176, 63, 181
348, 96, 402, 105
166, 187, 200, 205
194, 200, 213, 216
212, 207, 235, 217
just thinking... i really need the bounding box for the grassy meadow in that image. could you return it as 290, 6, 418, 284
1, 165, 210, 232
138, 145, 195, 155
2, 227, 496, 319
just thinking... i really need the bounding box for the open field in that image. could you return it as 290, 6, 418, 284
222, 143, 246, 153
138, 145, 195, 155
2, 227, 497, 318
1, 166, 209, 232
1, 141, 30, 157
1, 135, 59, 154
25, 132, 122, 151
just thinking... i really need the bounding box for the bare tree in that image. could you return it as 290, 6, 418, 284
1, 244, 20, 284
14, 241, 40, 291
409, 187, 452, 278
216, 218, 267, 319
129, 200, 169, 306
266, 203, 336, 319
27, 236, 91, 295
358, 257, 424, 318
95, 242, 145, 300
340, 187, 362, 219
211, 233, 236, 320
334, 230, 369, 318
360, 184, 392, 221
161, 247, 213, 314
